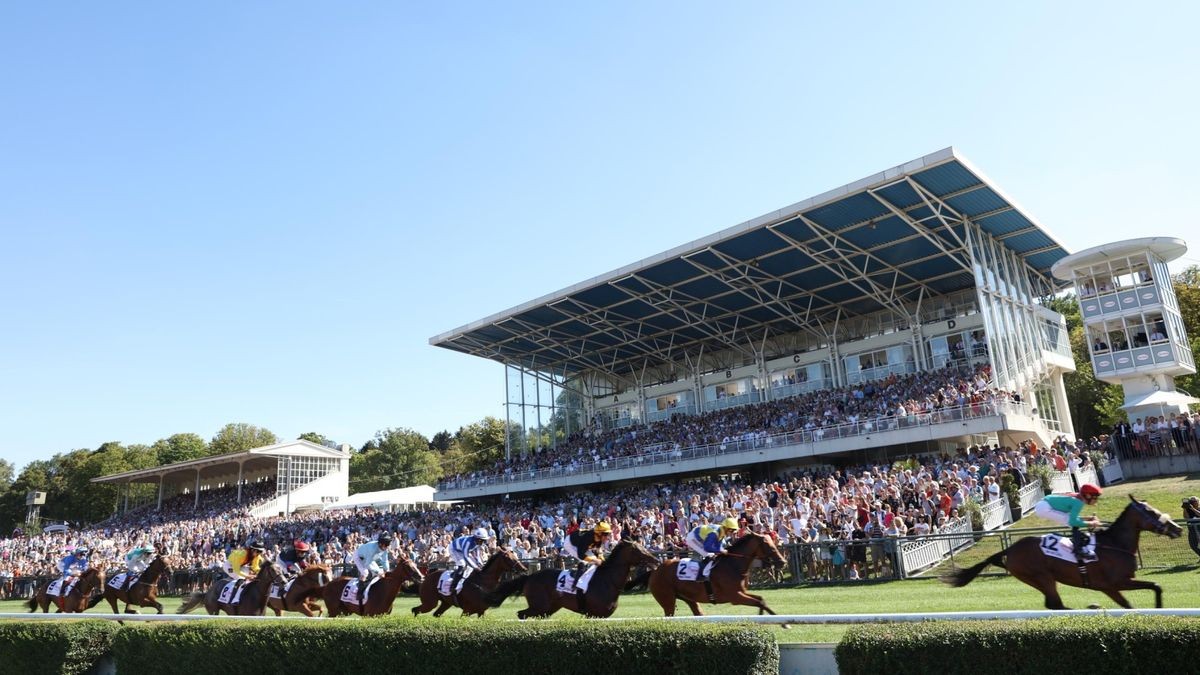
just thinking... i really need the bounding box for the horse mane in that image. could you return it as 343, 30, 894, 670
727, 532, 765, 555
598, 540, 635, 570
301, 563, 330, 578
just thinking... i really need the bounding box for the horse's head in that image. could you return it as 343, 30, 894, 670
389, 553, 424, 584
85, 567, 105, 588
498, 548, 527, 574
1127, 494, 1183, 538
730, 532, 786, 568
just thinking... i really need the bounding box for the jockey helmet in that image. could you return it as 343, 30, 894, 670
378, 533, 393, 546
721, 517, 739, 531
75, 546, 90, 556
1079, 484, 1102, 497
594, 521, 612, 535
246, 538, 266, 552
293, 539, 311, 552
473, 527, 491, 540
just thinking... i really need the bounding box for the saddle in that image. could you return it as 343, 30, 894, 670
107, 572, 130, 590
437, 570, 456, 597
46, 576, 79, 597
1039, 533, 1098, 564
268, 578, 296, 600
217, 579, 248, 605
340, 577, 380, 606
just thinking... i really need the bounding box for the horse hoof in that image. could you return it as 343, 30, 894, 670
1087, 604, 1102, 610
780, 624, 791, 630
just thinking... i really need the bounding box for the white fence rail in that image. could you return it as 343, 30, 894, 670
1018, 481, 1044, 513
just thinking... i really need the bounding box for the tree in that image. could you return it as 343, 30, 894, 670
350, 428, 442, 492
0, 459, 13, 493
209, 423, 278, 456
151, 433, 208, 466
298, 432, 329, 446
453, 417, 509, 470
1172, 266, 1200, 397
429, 430, 453, 453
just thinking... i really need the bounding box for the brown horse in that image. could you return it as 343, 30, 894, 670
485, 540, 660, 619
945, 495, 1183, 608
97, 555, 170, 615
323, 554, 424, 618
266, 564, 331, 617
649, 532, 787, 617
28, 568, 105, 613
412, 549, 527, 618
177, 561, 284, 616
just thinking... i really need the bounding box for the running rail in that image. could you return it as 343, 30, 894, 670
4, 608, 1200, 623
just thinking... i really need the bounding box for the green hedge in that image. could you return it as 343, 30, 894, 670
0, 621, 118, 675
836, 616, 1200, 675
111, 618, 778, 675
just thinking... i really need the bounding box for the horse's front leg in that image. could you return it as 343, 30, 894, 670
1116, 578, 1163, 608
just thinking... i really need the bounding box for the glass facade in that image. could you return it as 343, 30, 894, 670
504, 363, 587, 460
276, 456, 340, 497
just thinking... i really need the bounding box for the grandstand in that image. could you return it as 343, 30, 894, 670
91, 439, 351, 517
431, 148, 1079, 500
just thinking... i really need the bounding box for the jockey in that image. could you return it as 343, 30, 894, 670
277, 539, 312, 582
685, 517, 739, 577
58, 546, 91, 579
222, 538, 266, 581
449, 527, 491, 594
562, 521, 613, 567
1035, 484, 1103, 564
122, 543, 157, 591
353, 533, 392, 605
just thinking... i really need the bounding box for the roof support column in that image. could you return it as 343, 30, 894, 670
193, 470, 200, 510
157, 475, 164, 511
123, 481, 130, 514
236, 460, 245, 504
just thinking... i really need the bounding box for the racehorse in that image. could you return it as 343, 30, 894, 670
648, 531, 787, 617
323, 553, 424, 617
177, 561, 284, 616
944, 495, 1183, 608
485, 540, 660, 619
267, 564, 331, 617
412, 548, 527, 618
27, 567, 105, 613
97, 555, 171, 614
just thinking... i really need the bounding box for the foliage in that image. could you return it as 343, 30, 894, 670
0, 620, 118, 675
0, 458, 13, 492
429, 430, 453, 452
836, 615, 1200, 675
1026, 463, 1054, 494
350, 427, 442, 490
209, 423, 278, 456
957, 497, 983, 531
109, 619, 778, 675
451, 416, 509, 471
297, 432, 329, 446
998, 473, 1022, 521
151, 433, 208, 465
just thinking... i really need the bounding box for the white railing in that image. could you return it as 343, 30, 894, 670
980, 497, 1012, 531
1018, 481, 1044, 514
440, 400, 1032, 493
898, 516, 975, 576
1049, 470, 1074, 494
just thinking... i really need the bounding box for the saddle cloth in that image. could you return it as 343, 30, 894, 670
437, 571, 454, 597
1039, 533, 1098, 564
47, 577, 78, 597
556, 566, 597, 595
107, 573, 129, 590
217, 579, 248, 605
340, 577, 380, 605
268, 578, 296, 600
676, 559, 715, 581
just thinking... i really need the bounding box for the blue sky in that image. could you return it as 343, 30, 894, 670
2, 2, 1198, 470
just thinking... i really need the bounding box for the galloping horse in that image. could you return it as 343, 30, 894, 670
323, 554, 424, 617
177, 561, 284, 616
412, 548, 527, 618
649, 532, 787, 617
267, 564, 331, 617
945, 495, 1183, 608
28, 568, 105, 613
98, 555, 170, 614
486, 540, 660, 619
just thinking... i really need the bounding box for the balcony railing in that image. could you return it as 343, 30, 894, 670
438, 400, 1033, 492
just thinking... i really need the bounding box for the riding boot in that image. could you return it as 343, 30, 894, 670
1071, 527, 1089, 564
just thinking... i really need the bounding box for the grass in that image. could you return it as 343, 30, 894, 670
4, 474, 1198, 644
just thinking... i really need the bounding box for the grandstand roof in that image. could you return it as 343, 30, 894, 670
90, 440, 349, 485
430, 147, 1070, 379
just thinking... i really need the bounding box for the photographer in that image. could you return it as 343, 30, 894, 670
1183, 497, 1200, 562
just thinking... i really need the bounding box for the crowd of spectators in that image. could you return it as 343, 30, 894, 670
440, 362, 1019, 490
1111, 412, 1200, 458
1, 431, 1104, 595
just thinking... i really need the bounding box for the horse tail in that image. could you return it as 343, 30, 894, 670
484, 575, 528, 608
176, 591, 205, 614
26, 596, 37, 612
941, 549, 1007, 588
624, 569, 652, 592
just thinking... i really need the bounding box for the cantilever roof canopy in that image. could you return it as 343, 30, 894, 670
431, 147, 1071, 379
